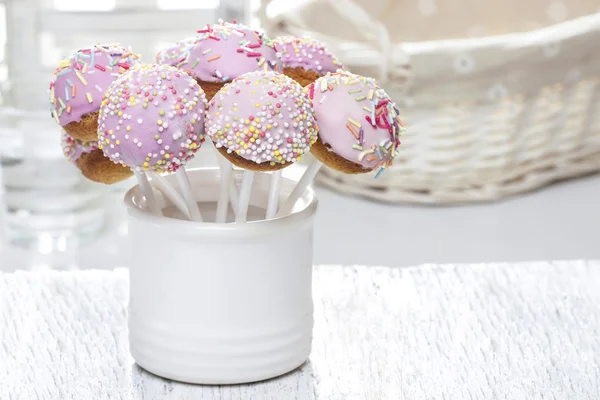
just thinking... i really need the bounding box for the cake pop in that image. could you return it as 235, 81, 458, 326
60, 130, 133, 184
98, 64, 208, 219
278, 71, 404, 216
205, 70, 318, 172
309, 71, 402, 174
156, 37, 197, 67
206, 70, 318, 222
176, 20, 283, 100
49, 44, 141, 142
273, 36, 343, 87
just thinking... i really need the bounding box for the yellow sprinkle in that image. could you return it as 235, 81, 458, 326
258, 57, 265, 67
363, 106, 372, 112
207, 55, 221, 62
165, 154, 170, 158
75, 71, 87, 85
157, 120, 163, 125
348, 118, 361, 128
82, 63, 88, 73
255, 103, 260, 108
86, 92, 93, 103
59, 60, 70, 68
126, 126, 131, 131
368, 89, 374, 100
355, 96, 366, 101
116, 140, 120, 145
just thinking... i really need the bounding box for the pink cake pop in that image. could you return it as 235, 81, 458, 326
205, 70, 318, 172
156, 37, 197, 67
273, 36, 342, 86
61, 130, 98, 165
175, 20, 283, 100
60, 129, 133, 184
98, 64, 207, 173
277, 71, 404, 217
308, 71, 403, 176
49, 44, 141, 142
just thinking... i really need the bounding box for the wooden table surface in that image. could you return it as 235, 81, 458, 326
2, 261, 599, 399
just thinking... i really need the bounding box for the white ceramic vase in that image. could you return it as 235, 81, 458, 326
123, 168, 318, 385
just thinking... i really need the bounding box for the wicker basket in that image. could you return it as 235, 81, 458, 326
259, 0, 600, 204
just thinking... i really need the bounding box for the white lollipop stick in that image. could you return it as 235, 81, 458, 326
175, 168, 203, 222
216, 156, 233, 223
151, 173, 190, 220
265, 169, 282, 219
135, 170, 162, 216
236, 170, 255, 223
277, 159, 322, 217
229, 173, 240, 217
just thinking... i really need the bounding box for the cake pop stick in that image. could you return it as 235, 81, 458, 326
216, 155, 234, 222
135, 170, 162, 216
98, 64, 208, 220
279, 71, 404, 216
150, 173, 190, 220
277, 159, 321, 217
236, 170, 254, 223
265, 169, 282, 219
205, 70, 318, 223
175, 168, 202, 222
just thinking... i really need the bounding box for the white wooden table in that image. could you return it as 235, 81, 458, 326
2, 261, 600, 399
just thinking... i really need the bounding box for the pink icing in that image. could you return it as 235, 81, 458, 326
49, 44, 142, 126
309, 71, 403, 173
273, 36, 342, 74
178, 21, 283, 83
98, 64, 207, 173
156, 37, 197, 66
61, 130, 98, 165
206, 71, 318, 167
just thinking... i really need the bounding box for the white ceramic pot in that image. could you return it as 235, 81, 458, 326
123, 168, 318, 385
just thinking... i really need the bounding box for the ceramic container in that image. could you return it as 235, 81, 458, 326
123, 168, 318, 384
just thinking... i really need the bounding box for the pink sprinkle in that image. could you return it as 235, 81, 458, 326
74, 63, 82, 70
246, 52, 262, 57
208, 36, 221, 41
144, 92, 149, 97
94, 64, 106, 72
287, 138, 293, 143
248, 43, 261, 49
162, 95, 167, 100
236, 49, 244, 53
117, 63, 130, 70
